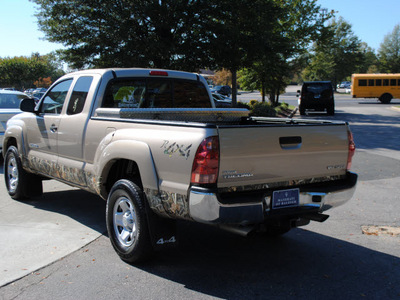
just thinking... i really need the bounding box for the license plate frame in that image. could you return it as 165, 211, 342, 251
271, 188, 300, 209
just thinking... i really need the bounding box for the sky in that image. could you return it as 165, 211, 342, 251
0, 0, 400, 58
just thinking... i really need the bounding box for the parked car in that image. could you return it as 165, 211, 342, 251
31, 92, 46, 101
211, 85, 232, 97
0, 90, 29, 153
297, 81, 335, 116
212, 93, 232, 107
339, 81, 351, 89
24, 88, 36, 95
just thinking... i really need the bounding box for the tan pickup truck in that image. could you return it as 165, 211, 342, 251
3, 68, 357, 263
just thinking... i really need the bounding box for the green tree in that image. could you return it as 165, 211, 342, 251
0, 53, 64, 90
303, 17, 363, 87
357, 42, 378, 74
32, 0, 211, 70
240, 0, 331, 104
378, 24, 400, 73
202, 0, 279, 106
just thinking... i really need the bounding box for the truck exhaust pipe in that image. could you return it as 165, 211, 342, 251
217, 224, 255, 237
302, 213, 330, 223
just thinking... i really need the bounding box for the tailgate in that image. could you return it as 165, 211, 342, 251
217, 123, 349, 188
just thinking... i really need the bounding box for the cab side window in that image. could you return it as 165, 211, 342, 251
41, 79, 73, 114
67, 76, 93, 115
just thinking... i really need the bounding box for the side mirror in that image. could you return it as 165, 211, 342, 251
20, 98, 36, 113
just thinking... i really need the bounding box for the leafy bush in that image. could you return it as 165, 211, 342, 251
250, 102, 276, 117
237, 101, 250, 109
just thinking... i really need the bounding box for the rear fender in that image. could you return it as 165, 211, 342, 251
94, 139, 159, 197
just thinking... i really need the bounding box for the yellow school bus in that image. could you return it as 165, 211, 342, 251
351, 73, 400, 103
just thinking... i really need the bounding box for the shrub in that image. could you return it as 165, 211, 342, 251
237, 101, 250, 109
249, 99, 259, 108
250, 102, 276, 117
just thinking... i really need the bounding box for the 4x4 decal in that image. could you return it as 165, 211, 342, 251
161, 140, 192, 159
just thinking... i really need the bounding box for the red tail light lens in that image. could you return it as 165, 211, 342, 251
191, 136, 219, 184
347, 130, 356, 170
149, 70, 168, 76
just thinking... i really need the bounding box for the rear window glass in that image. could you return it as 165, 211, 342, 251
0, 93, 26, 109
303, 83, 332, 93
103, 78, 211, 109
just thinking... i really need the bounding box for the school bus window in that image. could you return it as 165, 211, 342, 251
383, 79, 389, 86
359, 79, 367, 86
390, 79, 397, 86
368, 79, 374, 86
376, 79, 382, 86
398, 79, 400, 86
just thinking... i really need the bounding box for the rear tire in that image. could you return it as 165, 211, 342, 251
299, 105, 306, 116
380, 93, 392, 104
106, 179, 153, 263
327, 104, 335, 116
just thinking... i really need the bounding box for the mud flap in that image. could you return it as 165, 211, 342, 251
23, 174, 43, 198
145, 206, 178, 251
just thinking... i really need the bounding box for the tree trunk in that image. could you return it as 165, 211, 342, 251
231, 68, 237, 107
261, 80, 266, 102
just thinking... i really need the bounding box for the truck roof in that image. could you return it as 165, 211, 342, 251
64, 68, 201, 81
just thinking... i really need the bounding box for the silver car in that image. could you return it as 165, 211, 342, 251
0, 90, 28, 153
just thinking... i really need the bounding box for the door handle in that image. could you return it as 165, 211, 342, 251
279, 136, 302, 150
50, 124, 58, 133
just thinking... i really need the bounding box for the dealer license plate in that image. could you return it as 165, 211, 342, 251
272, 188, 300, 209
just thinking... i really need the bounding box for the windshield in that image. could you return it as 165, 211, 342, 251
0, 93, 26, 109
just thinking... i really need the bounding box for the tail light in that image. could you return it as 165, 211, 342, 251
149, 70, 168, 76
191, 136, 219, 184
347, 129, 356, 170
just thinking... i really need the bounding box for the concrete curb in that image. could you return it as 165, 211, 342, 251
391, 106, 400, 112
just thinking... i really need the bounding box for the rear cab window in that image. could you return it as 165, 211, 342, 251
102, 78, 211, 109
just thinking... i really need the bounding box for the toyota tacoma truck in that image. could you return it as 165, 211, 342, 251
3, 68, 357, 263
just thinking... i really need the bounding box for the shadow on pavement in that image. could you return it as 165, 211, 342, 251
137, 221, 400, 299
24, 187, 107, 234
0, 164, 106, 235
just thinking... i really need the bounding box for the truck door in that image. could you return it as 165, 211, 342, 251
55, 76, 96, 186
25, 79, 73, 177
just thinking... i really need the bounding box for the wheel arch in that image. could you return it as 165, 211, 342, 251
95, 140, 159, 199
3, 125, 24, 155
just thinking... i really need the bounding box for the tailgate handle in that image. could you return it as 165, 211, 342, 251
279, 136, 302, 150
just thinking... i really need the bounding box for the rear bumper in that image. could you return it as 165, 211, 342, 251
189, 172, 358, 225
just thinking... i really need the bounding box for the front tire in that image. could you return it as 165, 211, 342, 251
106, 179, 153, 263
4, 146, 43, 200
5, 146, 27, 199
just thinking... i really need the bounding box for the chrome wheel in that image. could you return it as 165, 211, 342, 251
6, 154, 19, 194
113, 196, 137, 247
106, 180, 153, 262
